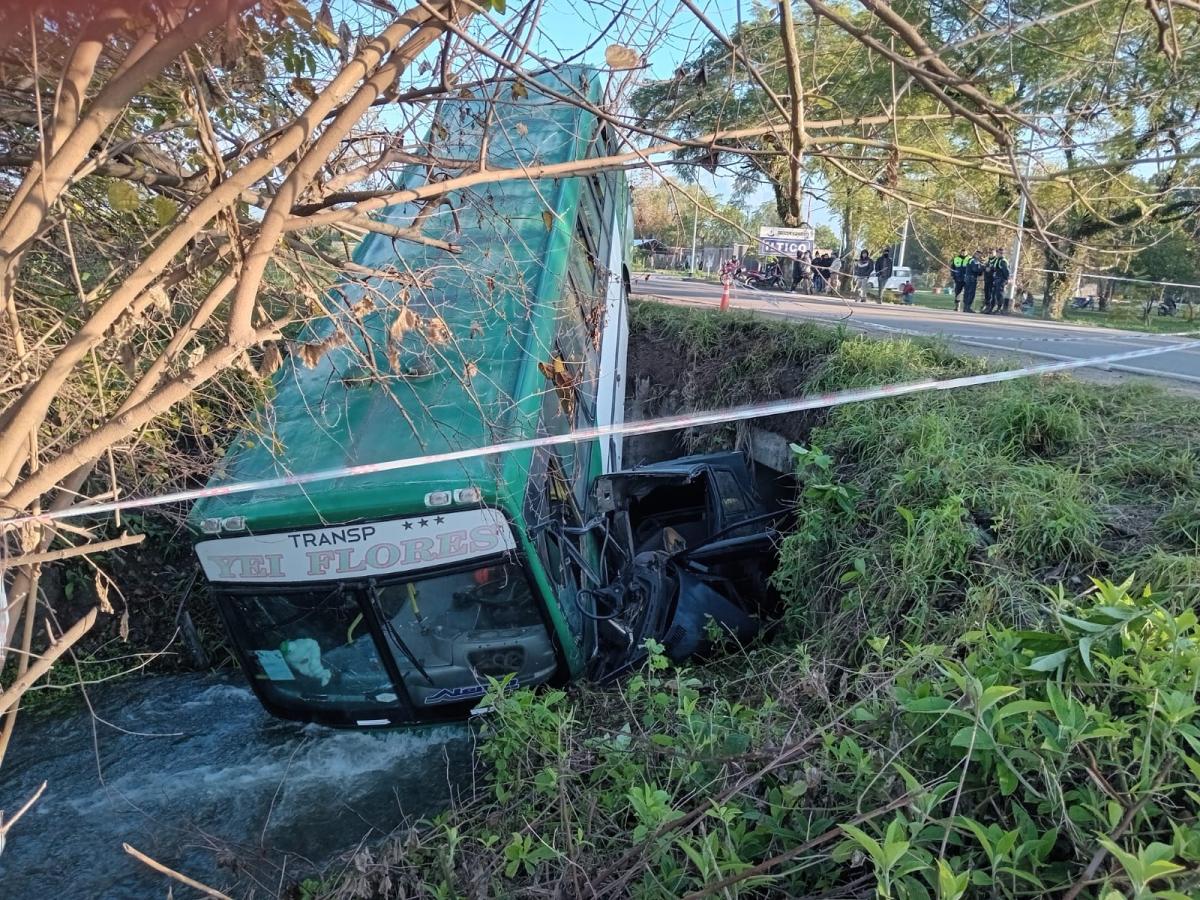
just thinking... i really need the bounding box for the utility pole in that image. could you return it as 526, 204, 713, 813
689, 198, 699, 277
1008, 91, 1038, 305
897, 215, 909, 267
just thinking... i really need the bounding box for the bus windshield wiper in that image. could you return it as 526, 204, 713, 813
367, 579, 435, 686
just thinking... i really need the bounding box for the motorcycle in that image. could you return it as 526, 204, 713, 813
745, 271, 783, 290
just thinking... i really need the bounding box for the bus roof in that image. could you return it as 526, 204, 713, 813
191, 68, 608, 533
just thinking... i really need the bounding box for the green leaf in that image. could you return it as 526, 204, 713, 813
935, 859, 969, 900
882, 838, 910, 868
996, 760, 1018, 796
977, 685, 1019, 714
840, 823, 885, 867
951, 726, 995, 750
1028, 648, 1071, 672
993, 699, 1051, 722
957, 817, 994, 861
1057, 612, 1109, 633
904, 696, 965, 716
107, 180, 140, 212
151, 196, 178, 227
1078, 636, 1095, 675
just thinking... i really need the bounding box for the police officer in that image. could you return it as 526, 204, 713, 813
951, 250, 969, 311
987, 248, 1010, 313
963, 251, 984, 312
981, 250, 998, 313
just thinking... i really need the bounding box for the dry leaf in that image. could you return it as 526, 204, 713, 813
512, 80, 527, 99
18, 522, 39, 553
542, 210, 554, 231
119, 341, 138, 378
486, 276, 495, 292
389, 306, 420, 342
423, 317, 451, 346
296, 331, 347, 369
469, 321, 484, 338
350, 296, 375, 318
95, 571, 113, 615
290, 77, 318, 101
119, 609, 130, 642
259, 343, 283, 378
145, 285, 171, 317
464, 361, 478, 383
515, 122, 528, 136
538, 354, 578, 419
185, 342, 205, 370
604, 44, 642, 69
315, 1, 338, 46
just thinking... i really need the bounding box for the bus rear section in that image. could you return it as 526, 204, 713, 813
195, 509, 562, 727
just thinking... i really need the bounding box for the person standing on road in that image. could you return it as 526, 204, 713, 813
829, 253, 843, 295
854, 250, 873, 302
813, 252, 828, 293
982, 250, 997, 313
874, 248, 893, 303
986, 248, 1010, 313
951, 250, 968, 310
963, 251, 984, 312
792, 249, 812, 293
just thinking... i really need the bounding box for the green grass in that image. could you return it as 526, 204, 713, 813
322, 303, 1200, 900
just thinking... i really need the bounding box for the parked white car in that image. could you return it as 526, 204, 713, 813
867, 265, 912, 292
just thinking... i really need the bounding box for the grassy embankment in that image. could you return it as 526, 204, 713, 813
315, 304, 1200, 898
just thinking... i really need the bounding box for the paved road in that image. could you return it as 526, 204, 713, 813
634, 275, 1200, 388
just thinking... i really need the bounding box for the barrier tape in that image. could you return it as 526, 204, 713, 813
4, 336, 1200, 528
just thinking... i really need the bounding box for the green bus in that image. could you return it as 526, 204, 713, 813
190, 68, 775, 728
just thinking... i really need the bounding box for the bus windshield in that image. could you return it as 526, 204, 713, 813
223, 584, 401, 717
371, 562, 558, 708
219, 559, 559, 723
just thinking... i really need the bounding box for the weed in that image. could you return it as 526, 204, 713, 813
325, 306, 1200, 900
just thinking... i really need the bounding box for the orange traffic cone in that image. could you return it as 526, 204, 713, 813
719, 277, 731, 312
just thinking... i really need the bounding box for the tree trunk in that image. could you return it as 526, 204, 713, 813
1040, 244, 1080, 320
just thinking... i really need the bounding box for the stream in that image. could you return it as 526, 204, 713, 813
0, 672, 474, 897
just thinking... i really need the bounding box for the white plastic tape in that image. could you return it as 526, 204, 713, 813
4, 337, 1200, 527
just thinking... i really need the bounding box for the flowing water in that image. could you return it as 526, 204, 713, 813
0, 673, 475, 897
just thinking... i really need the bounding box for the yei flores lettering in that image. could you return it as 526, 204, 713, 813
207, 524, 506, 581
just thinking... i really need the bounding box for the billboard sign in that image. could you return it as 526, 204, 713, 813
757, 225, 814, 257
